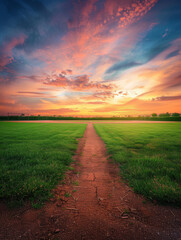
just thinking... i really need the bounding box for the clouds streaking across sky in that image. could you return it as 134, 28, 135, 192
0, 0, 181, 116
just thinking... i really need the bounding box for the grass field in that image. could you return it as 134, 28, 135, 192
0, 122, 86, 208
94, 123, 181, 206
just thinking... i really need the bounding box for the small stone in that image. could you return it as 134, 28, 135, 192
130, 208, 136, 212
106, 231, 110, 237
121, 216, 128, 219
56, 203, 62, 207
50, 198, 56, 203
54, 229, 60, 233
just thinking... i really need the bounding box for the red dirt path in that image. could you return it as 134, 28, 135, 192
0, 123, 181, 240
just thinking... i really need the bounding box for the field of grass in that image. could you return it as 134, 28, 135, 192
0, 122, 86, 208
94, 123, 181, 206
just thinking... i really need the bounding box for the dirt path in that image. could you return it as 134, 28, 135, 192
0, 123, 181, 240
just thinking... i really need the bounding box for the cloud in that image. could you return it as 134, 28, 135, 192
165, 49, 180, 59
0, 72, 44, 83
0, 35, 26, 69
61, 69, 73, 75
104, 7, 181, 78
0, 0, 159, 86
93, 91, 119, 99
163, 74, 181, 90
67, 0, 158, 30
43, 73, 114, 91
23, 0, 50, 19
119, 91, 128, 96
150, 67, 181, 92
152, 95, 181, 101
162, 28, 168, 38
36, 0, 158, 72
32, 108, 79, 115
17, 91, 44, 95
105, 34, 176, 77
2, 0, 54, 54
87, 101, 105, 105
106, 61, 141, 74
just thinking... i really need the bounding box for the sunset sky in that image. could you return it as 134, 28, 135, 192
0, 0, 181, 117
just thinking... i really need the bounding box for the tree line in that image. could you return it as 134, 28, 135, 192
0, 112, 180, 121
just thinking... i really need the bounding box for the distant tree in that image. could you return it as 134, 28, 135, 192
159, 112, 171, 118
172, 113, 180, 117
152, 113, 157, 117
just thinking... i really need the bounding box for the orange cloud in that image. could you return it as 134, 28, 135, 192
152, 95, 181, 101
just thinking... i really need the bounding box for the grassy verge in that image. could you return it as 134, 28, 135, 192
0, 122, 86, 208
94, 123, 181, 206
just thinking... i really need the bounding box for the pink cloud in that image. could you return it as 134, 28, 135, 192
0, 35, 26, 69
61, 69, 73, 75
32, 0, 158, 74
43, 73, 115, 91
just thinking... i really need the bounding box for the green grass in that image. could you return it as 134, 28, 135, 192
0, 122, 86, 207
64, 192, 71, 198
94, 123, 181, 206
73, 181, 79, 186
